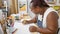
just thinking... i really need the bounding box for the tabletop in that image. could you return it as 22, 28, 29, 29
13, 20, 38, 34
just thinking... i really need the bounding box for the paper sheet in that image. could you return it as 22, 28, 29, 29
14, 21, 38, 34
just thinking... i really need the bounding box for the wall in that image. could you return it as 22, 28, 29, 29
0, 0, 3, 7
6, 0, 18, 16
27, 0, 35, 18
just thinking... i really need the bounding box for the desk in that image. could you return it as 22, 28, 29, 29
12, 20, 38, 34
7, 14, 39, 34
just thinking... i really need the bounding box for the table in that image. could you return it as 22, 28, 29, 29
13, 20, 38, 34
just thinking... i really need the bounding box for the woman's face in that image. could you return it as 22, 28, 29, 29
30, 3, 42, 14
30, 6, 42, 14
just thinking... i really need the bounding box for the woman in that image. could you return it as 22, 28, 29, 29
23, 0, 59, 34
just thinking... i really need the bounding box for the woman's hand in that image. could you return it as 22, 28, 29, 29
29, 26, 38, 32
22, 20, 29, 24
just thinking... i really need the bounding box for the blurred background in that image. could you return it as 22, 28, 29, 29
0, 0, 60, 34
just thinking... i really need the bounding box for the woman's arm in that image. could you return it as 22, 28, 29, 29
37, 12, 59, 34
22, 16, 37, 24
27, 16, 37, 23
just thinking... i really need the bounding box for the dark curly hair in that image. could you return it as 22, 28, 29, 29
30, 0, 49, 8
